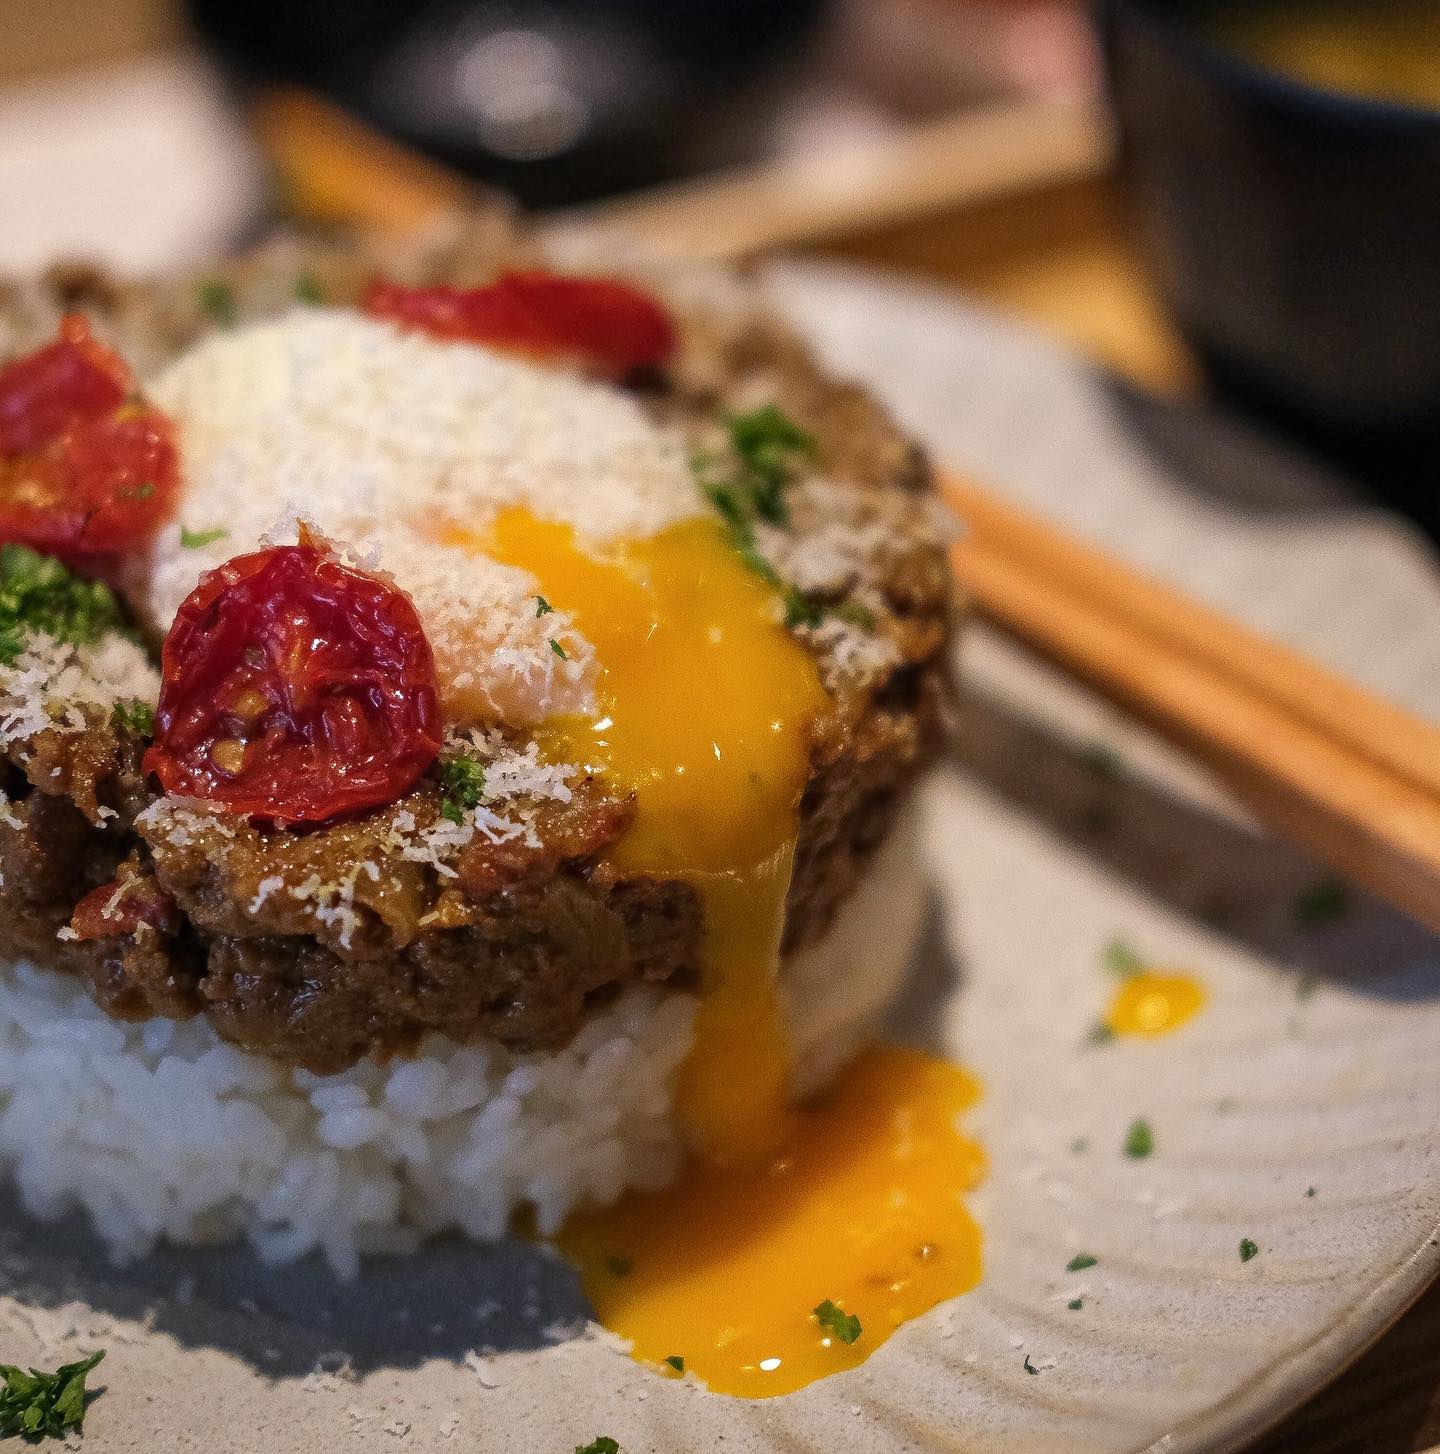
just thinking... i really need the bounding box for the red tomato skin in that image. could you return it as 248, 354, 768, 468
145, 544, 443, 826
0, 315, 129, 455
0, 316, 179, 563
363, 270, 678, 378
71, 873, 180, 941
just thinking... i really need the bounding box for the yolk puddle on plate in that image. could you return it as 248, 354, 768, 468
446, 508, 987, 1394
1106, 972, 1206, 1037
559, 1045, 985, 1398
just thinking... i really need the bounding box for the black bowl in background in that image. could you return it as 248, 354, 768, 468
1099, 0, 1440, 533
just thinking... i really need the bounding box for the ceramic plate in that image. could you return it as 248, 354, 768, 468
4, 261, 1440, 1454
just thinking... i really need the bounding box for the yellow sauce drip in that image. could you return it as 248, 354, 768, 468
449, 508, 828, 1163
1106, 972, 1206, 1038
445, 508, 987, 1396
558, 1046, 985, 1397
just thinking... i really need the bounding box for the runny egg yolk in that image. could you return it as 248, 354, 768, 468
457, 507, 828, 1165
447, 508, 987, 1395
559, 1047, 986, 1397
1106, 972, 1206, 1037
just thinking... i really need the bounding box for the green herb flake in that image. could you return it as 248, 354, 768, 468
813, 1298, 862, 1346
1123, 1118, 1155, 1159
831, 600, 878, 631
1239, 1238, 1259, 1263
1023, 1353, 1040, 1375
436, 754, 485, 825
1067, 1298, 1084, 1311
196, 277, 237, 327
725, 404, 814, 524
1070, 1137, 1089, 1155
180, 525, 229, 549
603, 1255, 632, 1278
0, 545, 129, 665
1292, 875, 1350, 927
1066, 1253, 1098, 1272
0, 1348, 104, 1439
294, 271, 325, 305
694, 404, 817, 603
1295, 972, 1319, 1002
574, 1439, 619, 1454
1086, 1021, 1116, 1047
119, 481, 155, 501
534, 595, 553, 617
1306, 1186, 1317, 1198
663, 1355, 684, 1373
1103, 937, 1146, 979
113, 698, 155, 736
550, 638, 568, 660
783, 588, 824, 630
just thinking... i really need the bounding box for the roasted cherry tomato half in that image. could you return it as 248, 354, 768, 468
363, 270, 678, 379
144, 540, 442, 826
0, 316, 179, 562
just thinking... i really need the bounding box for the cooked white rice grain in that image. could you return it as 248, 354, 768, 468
0, 814, 922, 1276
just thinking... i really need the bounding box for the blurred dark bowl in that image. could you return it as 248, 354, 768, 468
1099, 0, 1440, 532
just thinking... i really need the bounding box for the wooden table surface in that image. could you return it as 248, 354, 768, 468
825, 177, 1440, 1454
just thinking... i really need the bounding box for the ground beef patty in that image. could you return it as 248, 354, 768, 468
0, 214, 953, 1074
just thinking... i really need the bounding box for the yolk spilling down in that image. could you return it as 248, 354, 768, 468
451, 509, 987, 1395
462, 508, 828, 1166
1107, 972, 1206, 1037
559, 1046, 986, 1397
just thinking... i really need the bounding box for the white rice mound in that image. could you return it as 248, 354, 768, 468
0, 814, 924, 1277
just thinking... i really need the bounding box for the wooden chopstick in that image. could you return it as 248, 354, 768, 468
942, 472, 1440, 934
248, 86, 1111, 262
554, 99, 1110, 263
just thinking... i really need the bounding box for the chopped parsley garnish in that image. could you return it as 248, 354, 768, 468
113, 698, 155, 736
1295, 972, 1318, 1002
725, 404, 814, 524
1306, 1186, 1316, 1198
1103, 937, 1145, 979
832, 600, 878, 630
1086, 1022, 1115, 1047
783, 588, 824, 629
575, 1439, 619, 1454
180, 525, 229, 549
603, 1255, 632, 1278
534, 595, 553, 617
1292, 875, 1350, 926
0, 1349, 104, 1439
1123, 1118, 1154, 1159
1239, 1238, 1259, 1263
550, 638, 568, 660
196, 277, 237, 327
1066, 1253, 1098, 1272
1022, 1353, 1040, 1375
1070, 1137, 1089, 1155
692, 405, 852, 636
120, 482, 155, 501
663, 1355, 684, 1373
1067, 1298, 1084, 1311
0, 545, 129, 665
294, 271, 325, 305
813, 1299, 862, 1345
436, 754, 485, 824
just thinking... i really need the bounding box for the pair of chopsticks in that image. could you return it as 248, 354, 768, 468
251, 87, 1110, 262
943, 473, 1440, 935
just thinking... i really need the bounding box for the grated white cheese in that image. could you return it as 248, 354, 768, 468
0, 631, 159, 749
143, 311, 704, 730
